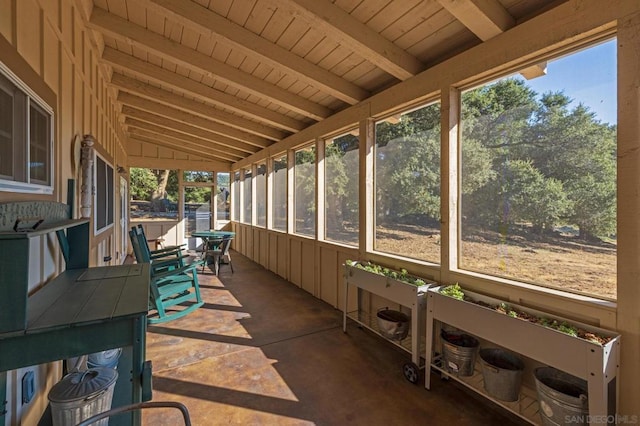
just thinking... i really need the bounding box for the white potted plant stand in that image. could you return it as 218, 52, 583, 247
342, 262, 435, 383
425, 286, 620, 424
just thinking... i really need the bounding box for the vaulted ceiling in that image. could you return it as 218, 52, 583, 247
88, 0, 561, 166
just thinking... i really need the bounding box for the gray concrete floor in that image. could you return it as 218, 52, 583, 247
143, 251, 526, 425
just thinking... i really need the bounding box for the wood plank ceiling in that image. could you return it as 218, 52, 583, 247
88, 0, 562, 167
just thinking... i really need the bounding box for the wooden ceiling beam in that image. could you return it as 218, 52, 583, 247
138, 0, 369, 105
111, 73, 286, 142
438, 0, 546, 79
127, 128, 242, 162
271, 0, 424, 80
89, 7, 332, 120
121, 106, 261, 154
118, 92, 271, 148
128, 136, 233, 168
102, 47, 305, 132
125, 119, 250, 159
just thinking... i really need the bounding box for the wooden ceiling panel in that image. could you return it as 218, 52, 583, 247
259, 7, 296, 44
91, 0, 561, 164
105, 0, 127, 17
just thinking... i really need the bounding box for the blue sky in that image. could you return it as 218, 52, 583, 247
516, 38, 617, 125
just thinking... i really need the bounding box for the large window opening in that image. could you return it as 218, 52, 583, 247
271, 154, 287, 232
374, 102, 441, 263
294, 145, 316, 237
324, 130, 359, 246
242, 168, 252, 225
217, 172, 230, 222
459, 39, 617, 299
255, 163, 267, 227
232, 171, 240, 222
129, 168, 179, 219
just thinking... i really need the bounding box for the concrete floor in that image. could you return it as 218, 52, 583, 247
142, 251, 526, 425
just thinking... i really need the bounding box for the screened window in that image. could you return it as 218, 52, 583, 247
459, 39, 617, 299
255, 163, 267, 227
183, 171, 213, 183
129, 168, 178, 219
217, 172, 230, 221
232, 171, 240, 221
242, 168, 252, 224
325, 131, 359, 246
374, 103, 441, 263
271, 154, 287, 232
294, 145, 315, 236
0, 66, 52, 193
95, 154, 114, 233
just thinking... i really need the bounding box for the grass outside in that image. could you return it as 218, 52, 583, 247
375, 223, 616, 300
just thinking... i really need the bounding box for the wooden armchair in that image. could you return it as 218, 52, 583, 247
129, 228, 203, 324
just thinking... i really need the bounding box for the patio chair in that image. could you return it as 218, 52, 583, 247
129, 229, 204, 324
76, 401, 191, 426
135, 225, 188, 267
205, 237, 234, 276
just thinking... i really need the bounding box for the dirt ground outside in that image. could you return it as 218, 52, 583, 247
375, 223, 616, 300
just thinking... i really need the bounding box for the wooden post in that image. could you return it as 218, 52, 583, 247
80, 135, 95, 219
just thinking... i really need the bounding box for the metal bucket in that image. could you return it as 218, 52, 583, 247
48, 367, 118, 426
534, 367, 588, 426
441, 331, 478, 377
376, 309, 409, 341
88, 348, 122, 370
479, 348, 524, 402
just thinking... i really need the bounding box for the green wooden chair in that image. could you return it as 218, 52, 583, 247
129, 229, 204, 324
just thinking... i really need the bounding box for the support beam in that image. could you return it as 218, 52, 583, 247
118, 92, 271, 148
270, 0, 424, 80
125, 119, 253, 159
102, 47, 306, 133
127, 128, 244, 163
128, 134, 234, 165
438, 0, 546, 79
89, 7, 332, 120
138, 0, 369, 105
438, 0, 514, 40
110, 73, 287, 141
121, 107, 261, 154
129, 137, 232, 165
127, 152, 231, 171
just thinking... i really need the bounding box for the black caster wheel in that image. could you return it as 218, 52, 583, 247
403, 362, 420, 384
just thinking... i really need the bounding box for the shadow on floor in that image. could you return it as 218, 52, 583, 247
143, 250, 526, 425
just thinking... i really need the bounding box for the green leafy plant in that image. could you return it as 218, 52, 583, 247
345, 260, 429, 287
442, 284, 611, 345
439, 283, 464, 300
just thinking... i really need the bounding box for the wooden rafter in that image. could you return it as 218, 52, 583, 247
438, 0, 546, 79
128, 136, 233, 167
127, 129, 242, 163
269, 0, 424, 80
102, 47, 306, 132
137, 0, 369, 105
121, 106, 261, 154
110, 73, 286, 141
118, 92, 272, 148
125, 119, 251, 159
89, 7, 332, 120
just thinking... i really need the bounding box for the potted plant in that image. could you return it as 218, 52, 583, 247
425, 284, 620, 420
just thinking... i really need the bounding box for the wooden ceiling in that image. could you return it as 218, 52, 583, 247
88, 0, 561, 167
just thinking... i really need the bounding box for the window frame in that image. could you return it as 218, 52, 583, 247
0, 61, 54, 194
94, 152, 115, 235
